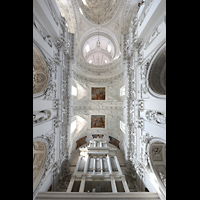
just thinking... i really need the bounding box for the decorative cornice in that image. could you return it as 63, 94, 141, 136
73, 70, 124, 84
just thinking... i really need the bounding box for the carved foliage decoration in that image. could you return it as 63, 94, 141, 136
33, 46, 49, 95
151, 145, 163, 161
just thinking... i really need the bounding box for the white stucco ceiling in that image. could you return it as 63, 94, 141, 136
55, 0, 138, 154
77, 0, 120, 24
82, 35, 115, 65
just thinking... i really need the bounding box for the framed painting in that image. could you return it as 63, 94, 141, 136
91, 115, 105, 128
76, 136, 87, 149
91, 87, 105, 100
109, 136, 120, 149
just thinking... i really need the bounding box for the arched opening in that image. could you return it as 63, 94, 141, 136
148, 141, 166, 194
33, 46, 49, 95
147, 44, 166, 98
33, 140, 47, 192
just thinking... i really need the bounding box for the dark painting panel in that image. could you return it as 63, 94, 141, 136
91, 87, 105, 100
109, 136, 120, 149
76, 136, 87, 149
91, 115, 105, 128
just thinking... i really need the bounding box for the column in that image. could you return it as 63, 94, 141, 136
83, 155, 90, 174
114, 155, 122, 174
93, 141, 96, 147
99, 141, 102, 147
110, 175, 117, 193
93, 156, 96, 174
121, 176, 130, 193
74, 155, 82, 174
107, 155, 112, 174
66, 176, 75, 192
99, 156, 103, 174
79, 175, 86, 193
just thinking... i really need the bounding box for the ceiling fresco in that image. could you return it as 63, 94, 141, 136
77, 0, 120, 24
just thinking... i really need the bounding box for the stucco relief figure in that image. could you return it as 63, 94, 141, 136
33, 110, 51, 124
33, 46, 49, 94
145, 110, 166, 124
152, 146, 162, 161
33, 141, 45, 150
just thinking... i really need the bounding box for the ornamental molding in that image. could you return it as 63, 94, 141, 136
138, 0, 155, 27
75, 0, 124, 26
70, 0, 123, 57
73, 70, 124, 85
75, 56, 121, 72
45, 0, 60, 26
33, 43, 55, 99
146, 42, 166, 99
33, 45, 49, 96
78, 28, 120, 61
33, 16, 53, 48
121, 0, 138, 34
55, 0, 76, 33
73, 60, 124, 78
71, 0, 125, 48
144, 22, 165, 51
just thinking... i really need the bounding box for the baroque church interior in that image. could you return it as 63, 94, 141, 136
33, 0, 166, 199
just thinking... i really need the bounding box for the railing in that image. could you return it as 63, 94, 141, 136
36, 192, 160, 199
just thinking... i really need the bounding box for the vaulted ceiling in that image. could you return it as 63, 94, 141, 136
77, 0, 120, 24
55, 0, 138, 154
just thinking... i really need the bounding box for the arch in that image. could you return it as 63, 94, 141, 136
33, 139, 48, 193
79, 29, 120, 62
146, 43, 166, 99
147, 138, 166, 196
77, 0, 121, 25
33, 44, 49, 97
